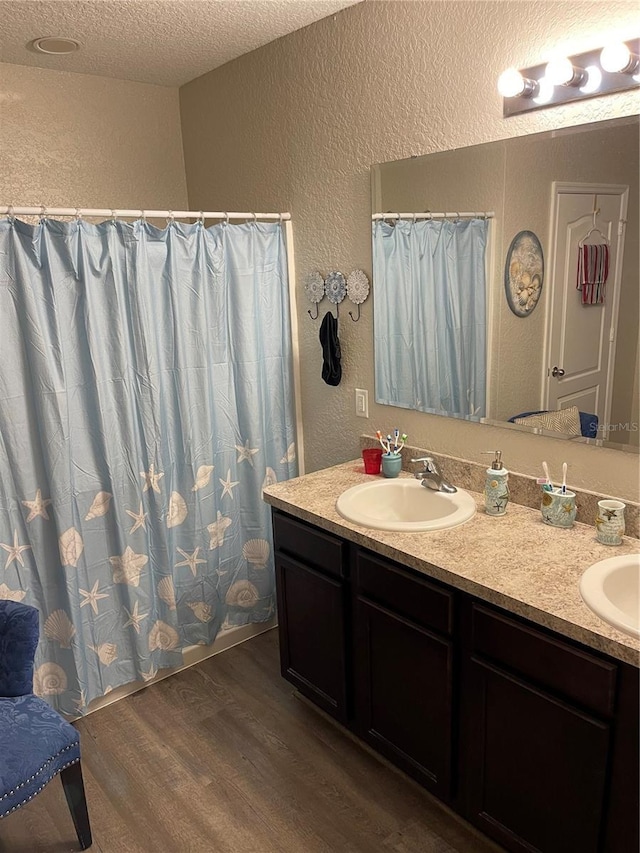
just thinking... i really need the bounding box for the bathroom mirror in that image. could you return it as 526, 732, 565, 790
371, 116, 639, 450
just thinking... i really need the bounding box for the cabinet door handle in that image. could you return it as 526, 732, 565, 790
551, 366, 565, 377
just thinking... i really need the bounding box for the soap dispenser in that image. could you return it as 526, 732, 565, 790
484, 451, 509, 516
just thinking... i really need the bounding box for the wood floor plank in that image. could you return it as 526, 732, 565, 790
0, 628, 501, 852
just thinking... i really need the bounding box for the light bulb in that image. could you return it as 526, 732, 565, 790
545, 57, 574, 85
498, 68, 538, 98
533, 75, 555, 104
600, 42, 637, 73
580, 65, 602, 94
498, 68, 526, 98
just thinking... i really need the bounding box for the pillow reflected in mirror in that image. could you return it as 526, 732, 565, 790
514, 406, 582, 436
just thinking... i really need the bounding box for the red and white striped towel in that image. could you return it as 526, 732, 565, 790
576, 243, 609, 305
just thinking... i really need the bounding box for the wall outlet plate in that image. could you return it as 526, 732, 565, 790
355, 388, 369, 418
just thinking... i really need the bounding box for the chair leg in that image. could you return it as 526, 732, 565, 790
60, 760, 92, 850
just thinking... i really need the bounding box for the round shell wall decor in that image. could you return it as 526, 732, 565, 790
324, 271, 347, 304
346, 269, 370, 305
504, 230, 544, 317
303, 270, 325, 304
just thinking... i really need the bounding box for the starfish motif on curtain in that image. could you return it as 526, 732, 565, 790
110, 546, 148, 586
22, 489, 53, 522
235, 440, 259, 466
0, 530, 32, 569
79, 579, 110, 615
140, 464, 164, 494
219, 469, 240, 499
123, 601, 148, 634
126, 502, 148, 534
175, 546, 207, 577
140, 665, 158, 682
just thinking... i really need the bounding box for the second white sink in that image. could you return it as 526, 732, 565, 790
579, 553, 640, 638
336, 477, 476, 532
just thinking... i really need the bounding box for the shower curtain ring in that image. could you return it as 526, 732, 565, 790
39, 206, 47, 221
252, 212, 258, 225
197, 211, 204, 225
140, 210, 147, 222
7, 205, 14, 221
224, 212, 229, 225
75, 208, 82, 221
167, 210, 175, 225
111, 210, 117, 224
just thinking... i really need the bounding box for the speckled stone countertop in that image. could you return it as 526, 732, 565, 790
263, 461, 640, 667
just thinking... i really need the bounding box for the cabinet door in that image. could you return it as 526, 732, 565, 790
354, 596, 453, 799
463, 657, 610, 853
275, 553, 349, 722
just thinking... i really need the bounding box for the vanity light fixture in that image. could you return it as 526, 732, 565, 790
499, 37, 639, 116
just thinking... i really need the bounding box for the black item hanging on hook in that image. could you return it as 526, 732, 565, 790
319, 311, 342, 386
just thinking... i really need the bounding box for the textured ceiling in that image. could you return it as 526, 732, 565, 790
0, 0, 361, 87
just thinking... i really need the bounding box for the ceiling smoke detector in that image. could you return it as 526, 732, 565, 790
31, 37, 80, 55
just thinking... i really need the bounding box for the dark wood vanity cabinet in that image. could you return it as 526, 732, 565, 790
353, 551, 454, 800
272, 511, 350, 722
458, 601, 622, 853
270, 510, 639, 853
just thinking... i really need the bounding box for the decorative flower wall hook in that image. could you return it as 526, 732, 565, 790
304, 270, 325, 319
346, 269, 370, 321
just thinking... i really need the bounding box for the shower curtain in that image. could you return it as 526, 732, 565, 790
0, 216, 297, 715
373, 217, 488, 419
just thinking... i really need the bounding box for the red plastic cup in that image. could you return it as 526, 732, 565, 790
362, 447, 383, 475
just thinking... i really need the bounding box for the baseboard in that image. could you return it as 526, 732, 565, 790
77, 618, 278, 718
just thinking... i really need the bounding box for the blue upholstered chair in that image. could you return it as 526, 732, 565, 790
0, 600, 92, 849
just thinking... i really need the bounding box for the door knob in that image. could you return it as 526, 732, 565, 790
551, 366, 565, 377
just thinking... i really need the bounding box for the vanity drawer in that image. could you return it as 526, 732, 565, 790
356, 550, 453, 636
470, 603, 617, 717
273, 511, 346, 579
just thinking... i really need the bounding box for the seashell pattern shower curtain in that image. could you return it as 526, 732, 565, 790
0, 217, 297, 715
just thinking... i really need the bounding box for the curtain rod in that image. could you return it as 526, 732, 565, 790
0, 206, 291, 221
372, 211, 495, 220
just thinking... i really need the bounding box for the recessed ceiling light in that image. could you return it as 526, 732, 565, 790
30, 37, 80, 55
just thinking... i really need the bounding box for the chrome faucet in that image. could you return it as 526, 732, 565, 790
411, 456, 457, 493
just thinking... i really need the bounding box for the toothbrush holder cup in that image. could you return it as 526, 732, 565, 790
541, 488, 576, 529
381, 453, 403, 478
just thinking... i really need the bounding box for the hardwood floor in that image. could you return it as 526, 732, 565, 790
0, 629, 500, 853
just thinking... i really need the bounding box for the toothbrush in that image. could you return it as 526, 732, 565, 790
376, 430, 390, 454
394, 429, 399, 451
386, 434, 393, 455
536, 461, 554, 491
561, 462, 567, 495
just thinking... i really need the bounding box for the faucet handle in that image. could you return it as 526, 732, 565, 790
410, 456, 436, 471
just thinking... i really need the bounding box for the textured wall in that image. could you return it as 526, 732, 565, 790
183, 1, 636, 501
0, 63, 188, 211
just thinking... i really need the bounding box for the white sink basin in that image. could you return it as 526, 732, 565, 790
336, 478, 476, 532
579, 553, 640, 638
